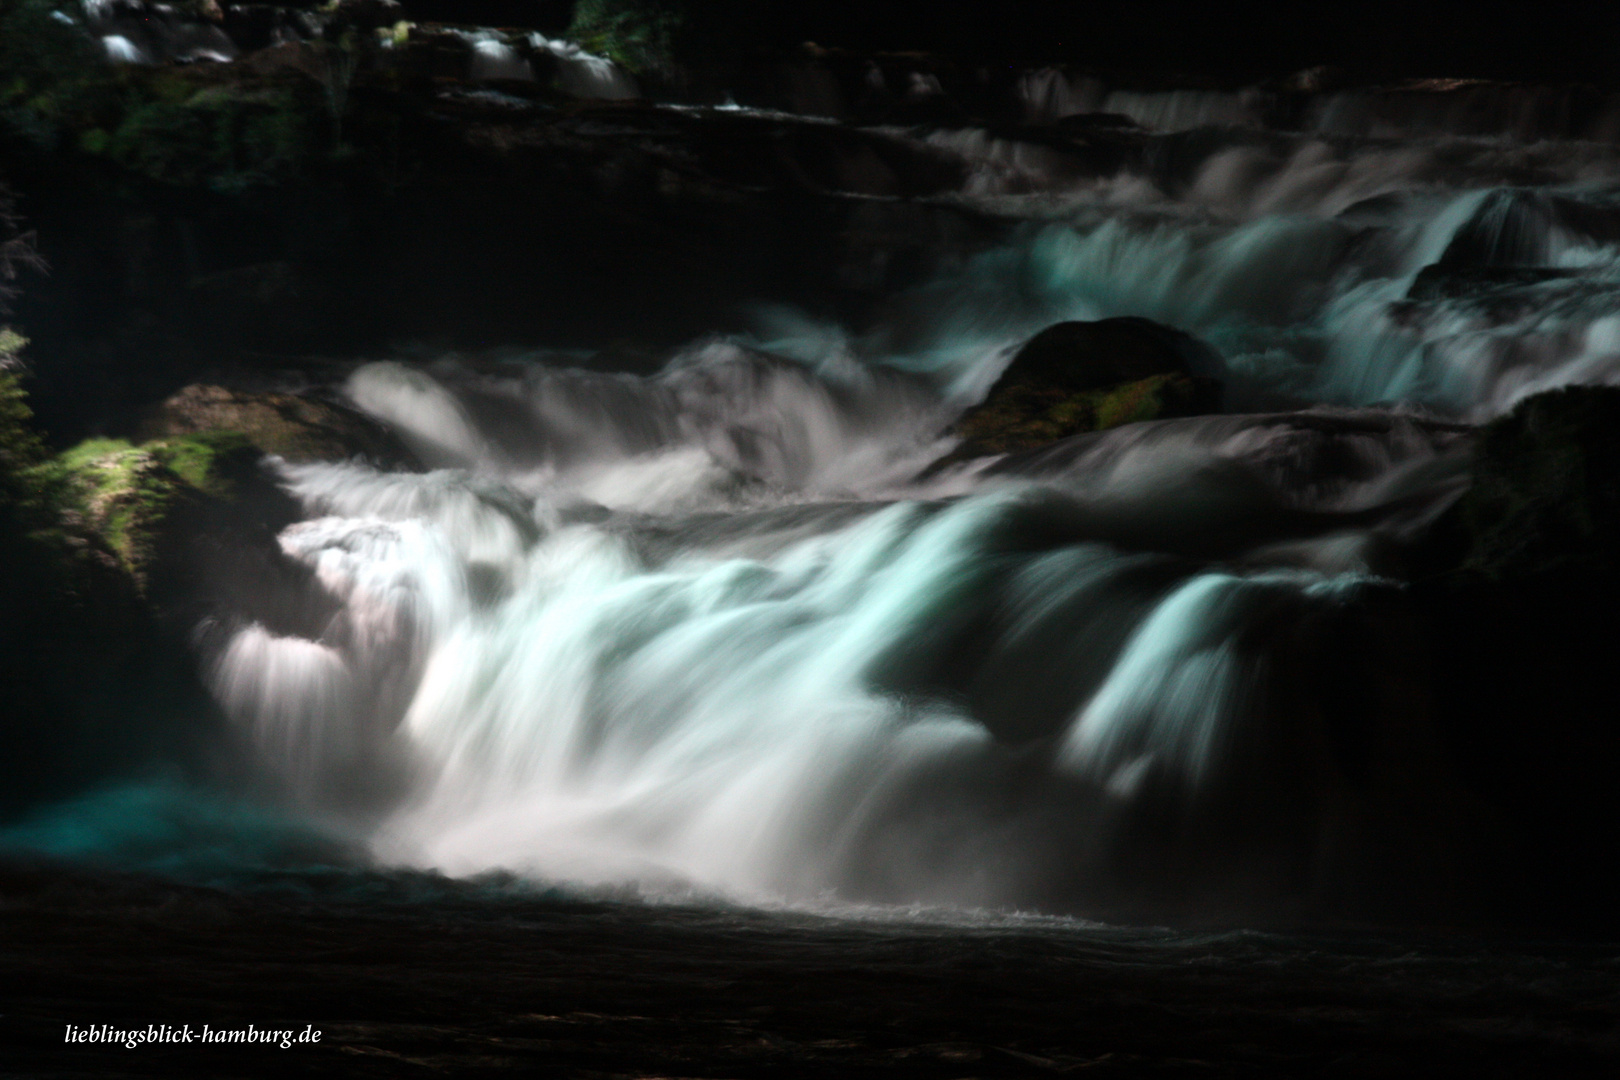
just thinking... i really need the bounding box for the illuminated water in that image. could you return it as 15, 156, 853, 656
6, 57, 1620, 1072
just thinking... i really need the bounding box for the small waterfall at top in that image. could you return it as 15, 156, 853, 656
531, 33, 640, 101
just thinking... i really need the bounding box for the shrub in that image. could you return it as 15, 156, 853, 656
0, 0, 108, 148
566, 0, 683, 77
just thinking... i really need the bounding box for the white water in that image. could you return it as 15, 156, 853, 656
194, 339, 1467, 909
878, 123, 1620, 414
197, 83, 1620, 913
101, 34, 147, 65
467, 35, 535, 83
88, 4, 237, 66
531, 33, 640, 101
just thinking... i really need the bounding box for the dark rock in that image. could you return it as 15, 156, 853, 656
331, 0, 404, 32
1404, 264, 1581, 304
1409, 386, 1620, 921
1423, 385, 1620, 582
945, 318, 1223, 461
0, 373, 222, 815
998, 317, 1218, 392
1435, 188, 1620, 270
1054, 111, 1142, 133
141, 384, 418, 468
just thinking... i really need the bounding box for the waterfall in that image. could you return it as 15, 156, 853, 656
101, 34, 147, 64
531, 33, 640, 101
173, 345, 1468, 908
13, 35, 1620, 919
469, 37, 535, 83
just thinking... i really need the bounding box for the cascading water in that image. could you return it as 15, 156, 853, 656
530, 33, 640, 101
16, 48, 1620, 923
167, 74, 1620, 915
175, 326, 1470, 914
11, 22, 1620, 1072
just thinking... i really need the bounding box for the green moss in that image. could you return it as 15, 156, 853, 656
145, 431, 256, 498
54, 436, 136, 472
44, 431, 260, 587
952, 372, 1212, 458
1095, 373, 1182, 429
50, 441, 185, 586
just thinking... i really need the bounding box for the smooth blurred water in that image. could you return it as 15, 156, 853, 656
10, 69, 1620, 927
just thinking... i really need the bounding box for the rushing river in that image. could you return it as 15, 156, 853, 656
6, 60, 1620, 1074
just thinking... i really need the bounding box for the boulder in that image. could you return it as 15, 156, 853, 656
50, 429, 335, 635
51, 438, 212, 594
141, 384, 417, 468
946, 317, 1222, 460
0, 374, 219, 814
1428, 384, 1620, 582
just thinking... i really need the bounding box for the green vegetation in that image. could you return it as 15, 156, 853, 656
0, 358, 82, 576
0, 1, 321, 187
567, 0, 684, 77
0, 361, 46, 476
146, 430, 256, 497
48, 439, 187, 587
0, 0, 107, 150
102, 79, 318, 188
42, 430, 257, 588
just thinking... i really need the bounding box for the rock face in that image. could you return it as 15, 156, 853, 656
141, 384, 416, 468
48, 431, 299, 598
1410, 386, 1620, 923
0, 373, 221, 815
1447, 386, 1620, 580
947, 318, 1223, 461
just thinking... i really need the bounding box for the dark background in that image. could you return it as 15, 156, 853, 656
408, 1, 1620, 84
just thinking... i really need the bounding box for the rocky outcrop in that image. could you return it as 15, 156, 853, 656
1414, 385, 1620, 582
944, 318, 1223, 462
141, 384, 417, 468
0, 373, 221, 815
1409, 386, 1620, 922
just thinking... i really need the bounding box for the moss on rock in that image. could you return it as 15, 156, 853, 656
141, 383, 415, 468
0, 368, 218, 816
953, 371, 1218, 459
146, 430, 260, 497
43, 429, 272, 592
48, 439, 194, 590
941, 318, 1223, 464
